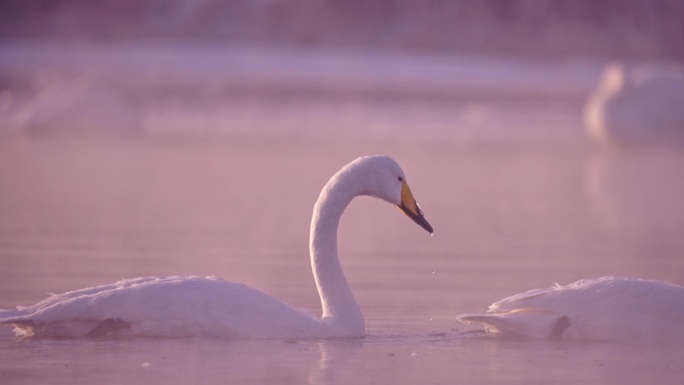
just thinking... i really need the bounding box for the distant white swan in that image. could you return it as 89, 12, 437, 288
584, 62, 684, 145
458, 276, 684, 344
13, 76, 141, 137
0, 155, 433, 338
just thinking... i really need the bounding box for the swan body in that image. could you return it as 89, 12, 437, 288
458, 276, 684, 344
0, 276, 326, 338
0, 155, 432, 338
584, 63, 684, 145
14, 77, 141, 136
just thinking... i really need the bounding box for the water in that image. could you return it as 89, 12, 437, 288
2, 335, 681, 385
1, 44, 684, 384
1, 136, 683, 384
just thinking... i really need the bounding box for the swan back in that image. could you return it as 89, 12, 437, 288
459, 277, 684, 343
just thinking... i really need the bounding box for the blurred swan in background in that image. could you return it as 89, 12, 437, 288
458, 276, 684, 343
584, 63, 684, 145
0, 155, 433, 338
11, 76, 141, 137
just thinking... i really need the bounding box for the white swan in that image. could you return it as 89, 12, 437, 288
0, 155, 433, 339
13, 76, 141, 137
458, 276, 684, 344
584, 62, 684, 145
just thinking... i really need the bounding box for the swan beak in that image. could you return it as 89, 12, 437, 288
398, 181, 433, 234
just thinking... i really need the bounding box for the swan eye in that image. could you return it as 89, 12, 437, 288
397, 176, 403, 182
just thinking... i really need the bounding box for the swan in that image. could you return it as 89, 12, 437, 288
14, 76, 141, 137
0, 155, 433, 339
584, 62, 684, 145
458, 276, 684, 344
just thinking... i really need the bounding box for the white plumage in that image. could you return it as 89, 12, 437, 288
458, 276, 684, 343
0, 155, 432, 339
4, 276, 324, 338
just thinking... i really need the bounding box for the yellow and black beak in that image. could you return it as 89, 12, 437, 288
398, 181, 433, 234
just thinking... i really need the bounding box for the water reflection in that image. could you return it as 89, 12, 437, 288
584, 147, 684, 255
306, 339, 364, 385
0, 336, 367, 385
476, 339, 684, 384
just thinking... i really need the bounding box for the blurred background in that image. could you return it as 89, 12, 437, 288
1, 0, 683, 329
1, 0, 683, 141
2, 0, 684, 57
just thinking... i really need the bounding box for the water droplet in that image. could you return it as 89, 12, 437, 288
410, 352, 418, 357
431, 270, 435, 274
429, 317, 433, 321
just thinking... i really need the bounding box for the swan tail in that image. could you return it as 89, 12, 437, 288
0, 319, 38, 338
0, 308, 28, 336
457, 308, 570, 340
0, 312, 126, 338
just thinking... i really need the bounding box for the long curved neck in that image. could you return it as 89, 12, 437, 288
309, 172, 365, 334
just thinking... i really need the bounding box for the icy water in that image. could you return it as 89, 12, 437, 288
1, 136, 683, 384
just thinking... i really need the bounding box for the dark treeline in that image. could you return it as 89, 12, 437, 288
1, 0, 682, 59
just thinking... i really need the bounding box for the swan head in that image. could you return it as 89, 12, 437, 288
347, 156, 433, 234
598, 62, 627, 96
